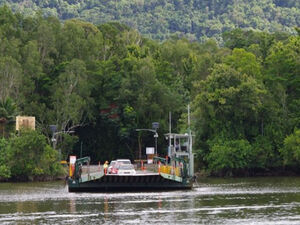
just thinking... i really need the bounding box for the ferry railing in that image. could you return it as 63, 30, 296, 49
153, 156, 187, 178
74, 157, 90, 180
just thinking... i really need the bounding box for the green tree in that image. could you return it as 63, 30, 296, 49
0, 57, 22, 103
36, 20, 59, 72
19, 41, 44, 110
224, 48, 262, 78
0, 138, 10, 179
7, 129, 63, 180
52, 59, 92, 133
193, 64, 266, 141
205, 138, 253, 176
193, 64, 268, 171
0, 97, 18, 138
119, 55, 182, 157
280, 129, 300, 167
56, 133, 78, 160
265, 36, 300, 129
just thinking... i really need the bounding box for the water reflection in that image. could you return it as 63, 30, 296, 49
69, 198, 76, 214
0, 178, 300, 224
158, 196, 162, 209
104, 196, 109, 220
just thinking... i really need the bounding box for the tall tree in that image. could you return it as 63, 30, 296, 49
265, 36, 300, 130
0, 57, 22, 103
52, 59, 92, 133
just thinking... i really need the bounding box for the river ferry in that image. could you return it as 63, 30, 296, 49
68, 111, 194, 192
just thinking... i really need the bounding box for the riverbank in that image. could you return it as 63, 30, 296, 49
0, 175, 67, 182
195, 167, 300, 178
0, 166, 68, 182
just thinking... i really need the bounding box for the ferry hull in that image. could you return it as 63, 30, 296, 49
68, 174, 193, 192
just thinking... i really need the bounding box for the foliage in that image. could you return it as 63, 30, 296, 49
0, 97, 18, 137
52, 59, 92, 132
0, 7, 298, 177
56, 133, 79, 160
265, 36, 300, 130
205, 138, 253, 176
280, 129, 300, 166
6, 129, 63, 179
192, 61, 287, 174
0, 1, 299, 42
0, 138, 11, 178
251, 135, 279, 169
224, 48, 262, 79
193, 64, 266, 142
0, 57, 22, 102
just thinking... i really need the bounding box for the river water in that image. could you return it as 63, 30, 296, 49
1, 177, 300, 224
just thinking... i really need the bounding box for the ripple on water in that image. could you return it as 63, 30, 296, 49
1, 177, 300, 224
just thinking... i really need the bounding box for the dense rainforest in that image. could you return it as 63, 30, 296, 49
0, 0, 299, 42
0, 6, 299, 180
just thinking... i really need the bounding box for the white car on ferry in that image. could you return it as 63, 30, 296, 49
117, 164, 136, 175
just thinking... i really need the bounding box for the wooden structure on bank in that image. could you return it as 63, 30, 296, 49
16, 116, 35, 130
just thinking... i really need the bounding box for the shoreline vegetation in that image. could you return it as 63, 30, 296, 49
0, 130, 67, 182
0, 6, 299, 181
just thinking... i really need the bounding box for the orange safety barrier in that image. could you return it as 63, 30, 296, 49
158, 161, 161, 174
69, 155, 76, 177
70, 164, 75, 177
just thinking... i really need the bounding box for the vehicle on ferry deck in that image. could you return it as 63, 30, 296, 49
109, 166, 118, 174
108, 160, 117, 174
117, 164, 136, 175
116, 159, 132, 165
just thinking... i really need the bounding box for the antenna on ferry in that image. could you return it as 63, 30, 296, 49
169, 111, 171, 133
169, 111, 171, 142
187, 104, 194, 177
188, 104, 191, 129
